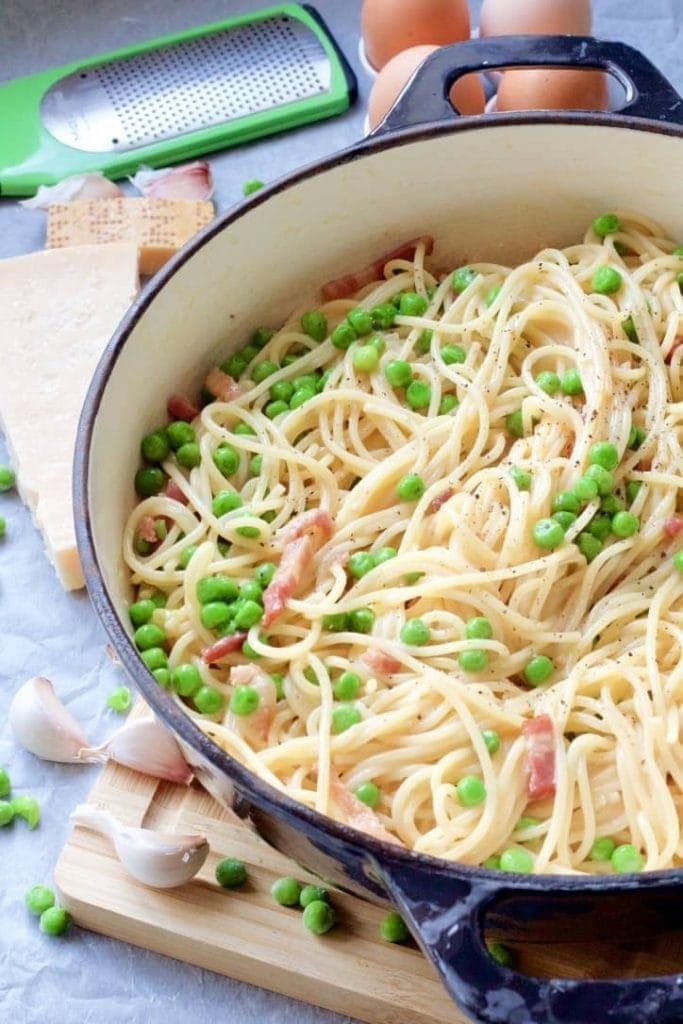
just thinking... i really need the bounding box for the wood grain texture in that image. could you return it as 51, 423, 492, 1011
54, 703, 683, 1024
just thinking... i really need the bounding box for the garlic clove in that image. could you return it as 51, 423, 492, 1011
129, 161, 214, 200
71, 803, 209, 888
20, 172, 123, 209
9, 676, 92, 763
79, 715, 194, 785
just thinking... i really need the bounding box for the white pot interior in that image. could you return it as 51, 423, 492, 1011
87, 119, 683, 621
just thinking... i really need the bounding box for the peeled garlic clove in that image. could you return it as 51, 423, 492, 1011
20, 172, 123, 209
9, 676, 92, 763
129, 160, 214, 200
71, 803, 209, 888
79, 715, 193, 785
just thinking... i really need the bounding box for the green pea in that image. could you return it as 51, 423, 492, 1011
451, 266, 476, 293
235, 519, 262, 539
212, 490, 242, 516
625, 480, 642, 504
129, 599, 155, 627
611, 844, 643, 873
552, 510, 576, 530
585, 464, 614, 496
141, 430, 170, 463
415, 329, 432, 354
281, 352, 301, 368
535, 371, 561, 395
106, 686, 132, 713
0, 464, 15, 493
561, 369, 584, 396
396, 473, 425, 501
482, 855, 501, 870
11, 795, 40, 829
223, 352, 249, 378
380, 910, 409, 943
134, 466, 165, 498
592, 213, 620, 237
0, 801, 14, 826
233, 422, 257, 437
589, 836, 616, 862
200, 601, 234, 630
574, 475, 599, 502
176, 442, 201, 469
348, 607, 375, 633
243, 178, 264, 196
264, 399, 288, 418
197, 576, 238, 605
523, 655, 554, 686
255, 562, 276, 587
458, 649, 488, 672
400, 618, 430, 645
303, 900, 336, 935
333, 671, 361, 700
622, 316, 639, 343
39, 906, 71, 936
674, 550, 683, 573
346, 551, 374, 579
532, 518, 565, 550
0, 515, 5, 539
134, 623, 165, 651
576, 531, 602, 562
406, 380, 431, 409
588, 441, 619, 471
300, 885, 330, 908
230, 685, 260, 716
612, 510, 639, 538
322, 612, 349, 632
369, 333, 386, 355
331, 322, 357, 350
270, 379, 295, 404
600, 494, 624, 515
238, 579, 263, 604
352, 344, 380, 373
25, 884, 55, 915
384, 359, 413, 388
391, 292, 404, 309
331, 704, 362, 733
441, 344, 466, 365
398, 292, 428, 317
628, 425, 646, 450
300, 310, 328, 342
0, 768, 9, 799
167, 423, 195, 452
347, 307, 374, 336
587, 514, 612, 542
352, 781, 380, 807
289, 386, 316, 409
592, 266, 622, 294
465, 616, 492, 640
506, 409, 524, 438
152, 667, 171, 687
194, 686, 224, 714
488, 942, 514, 967
439, 394, 459, 415
234, 599, 263, 629
251, 360, 279, 384
134, 537, 152, 556
371, 303, 396, 329
373, 546, 397, 565
552, 491, 580, 515
499, 847, 534, 873
456, 775, 486, 806
141, 647, 168, 671
252, 326, 276, 349
481, 729, 500, 755
271, 876, 302, 906
172, 663, 202, 697
178, 544, 198, 569
215, 857, 248, 888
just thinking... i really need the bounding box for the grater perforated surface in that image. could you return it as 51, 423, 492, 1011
40, 14, 332, 153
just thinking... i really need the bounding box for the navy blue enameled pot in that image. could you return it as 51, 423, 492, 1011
75, 34, 683, 1024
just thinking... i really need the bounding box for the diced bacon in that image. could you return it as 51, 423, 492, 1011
201, 631, 247, 664
665, 336, 683, 364
664, 515, 683, 538
280, 508, 334, 545
204, 367, 242, 402
521, 715, 556, 801
637, 457, 652, 471
427, 487, 454, 514
228, 664, 276, 744
362, 648, 402, 676
167, 393, 199, 422
138, 515, 157, 544
165, 478, 188, 505
262, 535, 312, 626
320, 236, 434, 301
329, 771, 401, 845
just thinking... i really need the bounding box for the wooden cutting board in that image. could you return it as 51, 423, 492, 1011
54, 704, 683, 1024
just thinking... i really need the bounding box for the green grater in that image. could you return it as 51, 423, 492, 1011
0, 3, 356, 196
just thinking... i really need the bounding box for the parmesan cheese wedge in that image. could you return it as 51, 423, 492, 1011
46, 197, 214, 274
0, 243, 139, 590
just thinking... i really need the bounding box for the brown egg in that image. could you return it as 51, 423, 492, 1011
495, 67, 608, 112
368, 45, 486, 131
361, 0, 470, 72
480, 0, 592, 37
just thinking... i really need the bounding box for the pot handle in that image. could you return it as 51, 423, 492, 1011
375, 35, 683, 135
373, 855, 683, 1024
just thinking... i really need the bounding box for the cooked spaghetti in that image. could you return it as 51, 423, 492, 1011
124, 211, 683, 876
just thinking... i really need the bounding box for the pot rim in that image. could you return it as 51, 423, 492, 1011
75, 108, 683, 891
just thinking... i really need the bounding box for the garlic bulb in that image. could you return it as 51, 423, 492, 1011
20, 172, 123, 209
79, 715, 194, 785
71, 803, 209, 888
129, 161, 214, 200
9, 676, 92, 763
